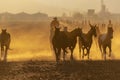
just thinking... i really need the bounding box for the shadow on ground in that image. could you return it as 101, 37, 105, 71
0, 60, 120, 80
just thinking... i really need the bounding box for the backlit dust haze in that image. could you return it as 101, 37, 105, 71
0, 0, 119, 16
0, 0, 120, 61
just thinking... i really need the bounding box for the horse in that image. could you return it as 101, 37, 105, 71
0, 29, 11, 62
79, 24, 97, 60
52, 27, 82, 63
98, 27, 113, 60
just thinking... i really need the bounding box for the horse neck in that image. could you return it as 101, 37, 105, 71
70, 30, 78, 38
107, 31, 113, 39
1, 32, 7, 34
54, 30, 60, 37
87, 30, 93, 39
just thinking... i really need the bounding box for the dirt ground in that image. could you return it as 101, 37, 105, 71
0, 60, 120, 80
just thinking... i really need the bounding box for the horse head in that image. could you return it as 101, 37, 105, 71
2, 29, 7, 34
74, 27, 82, 37
89, 24, 97, 37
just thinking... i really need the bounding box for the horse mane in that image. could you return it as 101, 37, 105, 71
68, 28, 78, 38
83, 27, 95, 39
87, 28, 92, 35
70, 28, 77, 34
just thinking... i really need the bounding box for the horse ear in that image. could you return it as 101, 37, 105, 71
80, 27, 82, 30
77, 27, 80, 29
89, 23, 91, 26
95, 24, 97, 28
89, 24, 92, 28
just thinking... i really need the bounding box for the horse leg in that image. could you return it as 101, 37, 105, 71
63, 48, 66, 62
79, 48, 81, 60
103, 46, 107, 60
4, 46, 8, 62
53, 47, 59, 63
88, 46, 91, 60
1, 46, 4, 61
58, 48, 61, 61
79, 41, 82, 60
70, 49, 73, 60
87, 48, 90, 60
8, 40, 11, 49
108, 44, 112, 57
82, 47, 85, 59
98, 39, 103, 59
70, 48, 74, 60
101, 47, 104, 60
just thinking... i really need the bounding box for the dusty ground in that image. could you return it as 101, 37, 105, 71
0, 60, 120, 80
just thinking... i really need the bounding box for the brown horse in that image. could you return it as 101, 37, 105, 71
79, 24, 97, 60
0, 29, 11, 62
98, 27, 113, 60
52, 27, 82, 63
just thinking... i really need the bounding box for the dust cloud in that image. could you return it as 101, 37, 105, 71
0, 20, 119, 61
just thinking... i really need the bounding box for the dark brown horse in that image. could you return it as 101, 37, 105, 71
79, 24, 97, 60
0, 29, 11, 62
52, 27, 82, 63
98, 27, 113, 60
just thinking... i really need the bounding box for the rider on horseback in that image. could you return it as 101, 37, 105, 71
50, 17, 60, 42
50, 17, 60, 31
107, 20, 114, 38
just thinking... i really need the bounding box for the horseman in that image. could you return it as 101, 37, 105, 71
50, 17, 60, 29
107, 20, 114, 38
50, 17, 60, 41
108, 20, 113, 28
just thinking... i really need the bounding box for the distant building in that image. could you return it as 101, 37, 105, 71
101, 0, 106, 13
87, 9, 95, 16
99, 0, 111, 19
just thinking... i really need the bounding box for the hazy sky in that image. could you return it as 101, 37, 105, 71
0, 0, 119, 16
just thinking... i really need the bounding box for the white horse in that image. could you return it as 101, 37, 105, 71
96, 27, 114, 60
